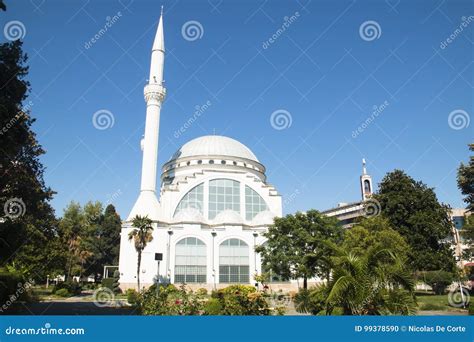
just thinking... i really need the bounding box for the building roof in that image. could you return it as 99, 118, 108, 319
170, 135, 259, 162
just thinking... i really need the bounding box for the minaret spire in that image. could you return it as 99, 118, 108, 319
128, 7, 167, 221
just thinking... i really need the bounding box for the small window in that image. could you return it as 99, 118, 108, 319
186, 161, 191, 166
209, 160, 214, 164
197, 160, 202, 164
221, 160, 226, 165
233, 161, 237, 166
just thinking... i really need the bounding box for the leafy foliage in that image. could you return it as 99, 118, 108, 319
52, 281, 82, 296
295, 242, 417, 315
0, 40, 58, 281
421, 270, 455, 295
457, 143, 474, 212
210, 285, 270, 315
58, 201, 122, 281
138, 284, 205, 315
374, 170, 456, 272
256, 210, 342, 288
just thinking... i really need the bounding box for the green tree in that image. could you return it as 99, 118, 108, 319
374, 170, 456, 272
342, 216, 411, 260
58, 202, 85, 280
0, 40, 57, 281
83, 203, 122, 279
296, 242, 417, 315
457, 143, 474, 212
461, 215, 474, 260
129, 215, 154, 291
256, 210, 342, 289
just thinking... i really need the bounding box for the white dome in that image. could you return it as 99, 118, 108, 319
172, 207, 206, 224
251, 210, 276, 226
212, 209, 244, 225
171, 135, 258, 162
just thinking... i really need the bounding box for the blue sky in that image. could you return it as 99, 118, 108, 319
2, 0, 473, 218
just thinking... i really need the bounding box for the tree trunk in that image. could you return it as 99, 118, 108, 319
303, 276, 308, 290
137, 250, 141, 291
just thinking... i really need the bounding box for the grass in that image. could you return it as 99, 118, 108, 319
415, 292, 468, 313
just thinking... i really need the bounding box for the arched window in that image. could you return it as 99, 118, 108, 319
219, 238, 249, 283
245, 186, 268, 220
174, 183, 204, 217
174, 237, 206, 283
208, 179, 240, 219
364, 179, 371, 193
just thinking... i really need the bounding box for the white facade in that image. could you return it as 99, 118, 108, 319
118, 11, 282, 290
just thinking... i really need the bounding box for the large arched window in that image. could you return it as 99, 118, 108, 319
208, 179, 240, 219
219, 238, 249, 283
174, 183, 204, 217
174, 237, 207, 283
245, 186, 268, 220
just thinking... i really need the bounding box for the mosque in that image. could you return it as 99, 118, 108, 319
117, 9, 381, 290
118, 10, 282, 290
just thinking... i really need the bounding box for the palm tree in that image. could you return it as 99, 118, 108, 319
297, 243, 417, 315
129, 215, 154, 291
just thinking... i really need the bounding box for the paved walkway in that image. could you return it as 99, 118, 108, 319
6, 300, 137, 315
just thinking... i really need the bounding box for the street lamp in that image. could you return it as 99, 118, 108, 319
211, 230, 217, 290
167, 229, 173, 284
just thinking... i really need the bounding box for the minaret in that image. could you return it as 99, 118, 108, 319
360, 158, 373, 201
128, 7, 166, 221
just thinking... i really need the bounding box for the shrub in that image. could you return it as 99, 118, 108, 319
138, 284, 205, 315
211, 285, 270, 315
82, 282, 98, 290
423, 271, 455, 295
469, 304, 474, 316
55, 288, 71, 297
196, 288, 208, 296
126, 289, 139, 305
0, 269, 32, 307
52, 281, 82, 296
203, 298, 222, 315
101, 278, 121, 294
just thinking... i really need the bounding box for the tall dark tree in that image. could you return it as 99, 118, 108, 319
83, 203, 122, 279
256, 210, 342, 289
374, 170, 456, 272
457, 143, 474, 213
0, 40, 57, 280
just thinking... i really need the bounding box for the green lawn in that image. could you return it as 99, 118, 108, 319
416, 292, 468, 313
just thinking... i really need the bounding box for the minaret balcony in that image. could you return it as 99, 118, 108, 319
144, 83, 166, 102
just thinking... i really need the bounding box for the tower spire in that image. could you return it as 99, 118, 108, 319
360, 158, 373, 201
128, 8, 167, 221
